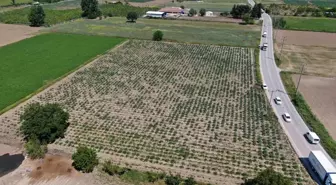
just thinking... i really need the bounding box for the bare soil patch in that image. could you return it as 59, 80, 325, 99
0, 23, 41, 47
292, 75, 336, 140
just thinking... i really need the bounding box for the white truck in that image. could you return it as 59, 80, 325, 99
261, 43, 268, 51
309, 150, 336, 185
262, 31, 267, 37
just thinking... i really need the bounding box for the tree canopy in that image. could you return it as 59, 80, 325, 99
72, 146, 99, 173
20, 103, 69, 144
199, 8, 206, 16
243, 168, 293, 185
251, 3, 264, 18
127, 12, 138, 22
188, 8, 197, 16
80, 0, 101, 19
230, 4, 251, 18
165, 175, 181, 185
28, 4, 45, 27
153, 30, 163, 41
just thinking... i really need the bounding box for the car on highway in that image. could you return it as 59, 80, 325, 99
262, 31, 267, 37
261, 43, 268, 51
274, 97, 282, 105
282, 113, 291, 122
262, 84, 268, 90
305, 131, 320, 144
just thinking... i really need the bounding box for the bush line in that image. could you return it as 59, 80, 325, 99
280, 71, 336, 159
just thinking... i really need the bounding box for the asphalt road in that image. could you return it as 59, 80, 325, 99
257, 10, 336, 185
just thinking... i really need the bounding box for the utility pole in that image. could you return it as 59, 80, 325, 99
295, 64, 305, 97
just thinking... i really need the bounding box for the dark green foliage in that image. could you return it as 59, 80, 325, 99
242, 13, 254, 24
103, 161, 129, 175
20, 103, 69, 144
28, 5, 45, 26
184, 177, 197, 185
152, 30, 163, 41
272, 17, 287, 29
127, 11, 138, 22
72, 146, 99, 173
180, 5, 185, 9
165, 175, 181, 185
188, 8, 197, 16
243, 168, 293, 185
220, 11, 230, 16
146, 171, 166, 182
24, 137, 47, 159
251, 3, 264, 18
81, 0, 101, 19
230, 4, 251, 18
199, 8, 206, 16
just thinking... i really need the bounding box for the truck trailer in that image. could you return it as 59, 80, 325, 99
308, 150, 336, 185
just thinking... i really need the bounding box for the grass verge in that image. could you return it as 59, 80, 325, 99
280, 71, 336, 159
254, 48, 262, 85
0, 33, 125, 113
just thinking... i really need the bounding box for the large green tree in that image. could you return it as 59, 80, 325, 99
72, 146, 99, 173
28, 4, 45, 27
80, 0, 101, 19
251, 3, 264, 18
230, 4, 251, 18
20, 103, 69, 144
243, 168, 293, 185
199, 8, 206, 16
126, 12, 138, 22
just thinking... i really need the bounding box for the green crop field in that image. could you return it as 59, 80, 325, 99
50, 17, 260, 47
285, 16, 336, 33
0, 0, 31, 6
166, 0, 246, 12
0, 33, 125, 112
284, 0, 336, 7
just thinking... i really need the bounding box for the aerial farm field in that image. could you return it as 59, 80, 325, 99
50, 17, 260, 47
284, 0, 336, 7
0, 40, 311, 184
0, 0, 31, 6
284, 16, 336, 33
166, 0, 246, 12
0, 33, 125, 112
0, 23, 40, 47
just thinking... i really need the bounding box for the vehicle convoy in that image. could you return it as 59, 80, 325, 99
309, 150, 336, 185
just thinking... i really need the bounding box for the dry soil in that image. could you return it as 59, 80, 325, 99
0, 24, 40, 47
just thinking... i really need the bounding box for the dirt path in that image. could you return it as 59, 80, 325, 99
292, 75, 336, 140
0, 24, 41, 47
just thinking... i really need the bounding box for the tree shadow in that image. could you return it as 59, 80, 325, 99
0, 153, 24, 177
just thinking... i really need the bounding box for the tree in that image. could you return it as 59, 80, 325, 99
126, 12, 138, 22
230, 4, 251, 18
152, 30, 163, 41
242, 13, 254, 24
28, 4, 45, 27
20, 103, 69, 144
24, 137, 47, 159
188, 8, 197, 16
184, 177, 197, 185
11, 0, 15, 5
199, 8, 206, 16
180, 5, 185, 9
272, 17, 286, 29
251, 3, 264, 18
165, 175, 181, 185
243, 168, 293, 185
80, 0, 101, 19
72, 146, 99, 173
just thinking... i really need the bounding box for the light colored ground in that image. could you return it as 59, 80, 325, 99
129, 0, 171, 7
274, 29, 336, 77
292, 75, 336, 140
0, 24, 41, 47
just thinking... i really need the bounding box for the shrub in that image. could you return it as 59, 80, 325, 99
81, 0, 101, 19
243, 168, 293, 185
20, 103, 69, 144
188, 8, 197, 16
152, 30, 163, 41
126, 11, 138, 22
180, 5, 185, 9
72, 146, 99, 173
165, 175, 181, 185
102, 160, 128, 175
199, 8, 206, 16
220, 11, 229, 16
184, 177, 197, 185
24, 138, 47, 159
28, 4, 45, 27
242, 13, 254, 24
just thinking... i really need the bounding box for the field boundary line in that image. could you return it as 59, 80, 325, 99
0, 39, 129, 116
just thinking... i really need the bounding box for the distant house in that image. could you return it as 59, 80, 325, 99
159, 7, 184, 14
205, 11, 214, 16
146, 11, 167, 18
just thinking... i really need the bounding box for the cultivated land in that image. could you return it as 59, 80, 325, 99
0, 0, 31, 6
0, 23, 40, 47
0, 33, 125, 112
284, 16, 336, 33
166, 0, 248, 12
292, 75, 336, 140
50, 17, 260, 47
284, 0, 336, 7
0, 40, 311, 184
275, 29, 336, 77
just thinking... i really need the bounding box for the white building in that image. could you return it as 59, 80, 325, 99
205, 11, 214, 17
146, 11, 167, 18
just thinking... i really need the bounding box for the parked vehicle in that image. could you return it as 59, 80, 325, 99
305, 131, 320, 144
308, 150, 336, 185
261, 43, 268, 50
274, 97, 282, 105
282, 113, 291, 122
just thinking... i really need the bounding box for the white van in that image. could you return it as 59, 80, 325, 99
305, 131, 320, 144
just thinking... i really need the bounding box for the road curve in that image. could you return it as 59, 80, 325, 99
247, 1, 336, 184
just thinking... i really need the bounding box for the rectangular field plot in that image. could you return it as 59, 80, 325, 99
0, 40, 310, 184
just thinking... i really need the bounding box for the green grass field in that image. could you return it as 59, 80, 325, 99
166, 0, 246, 12
285, 16, 336, 33
49, 17, 260, 47
0, 33, 125, 111
284, 0, 336, 7
0, 0, 31, 6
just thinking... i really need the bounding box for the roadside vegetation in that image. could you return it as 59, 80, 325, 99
72, 146, 99, 172
284, 16, 336, 32
281, 72, 336, 159
0, 33, 125, 112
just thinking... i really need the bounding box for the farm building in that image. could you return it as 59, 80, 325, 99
146, 11, 167, 18
159, 7, 185, 14
205, 11, 214, 16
